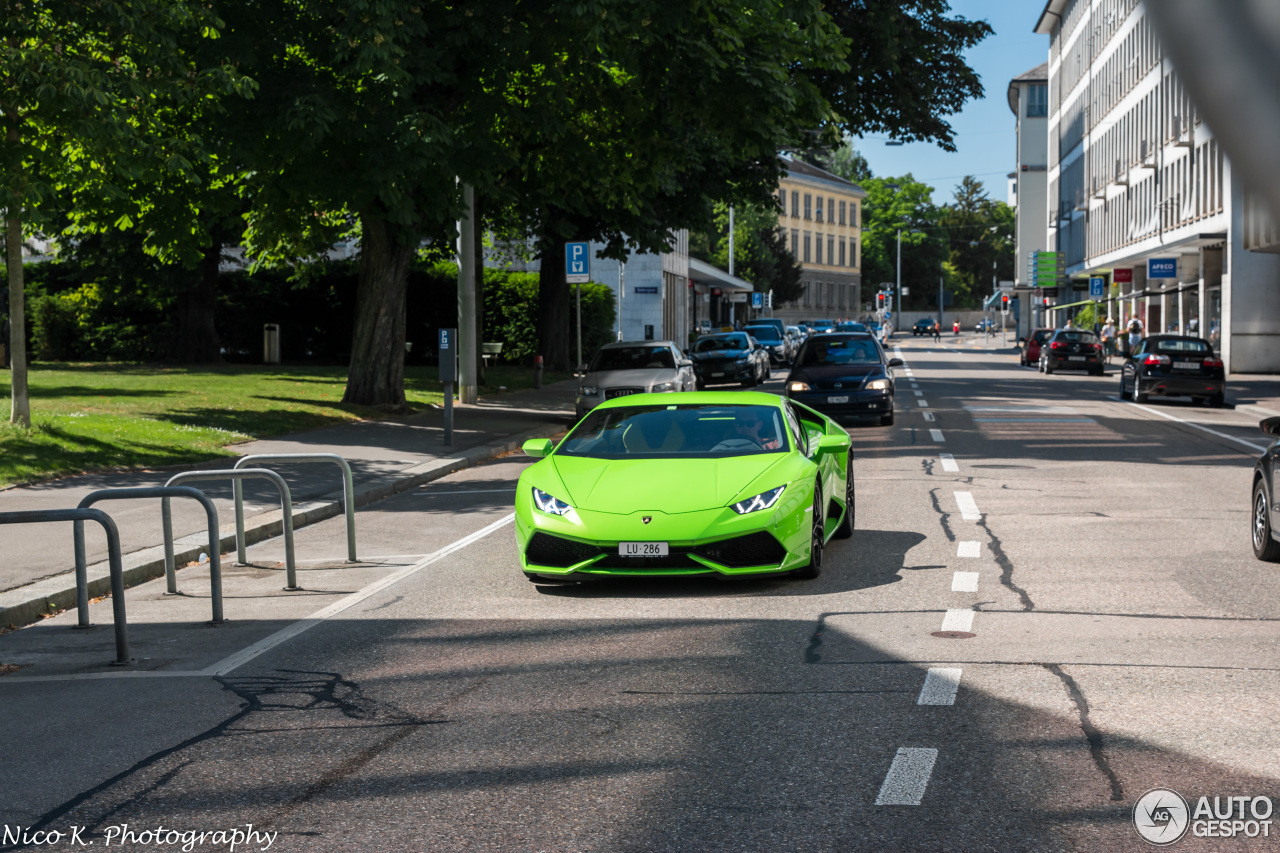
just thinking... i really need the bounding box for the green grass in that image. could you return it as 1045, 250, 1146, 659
0, 362, 569, 487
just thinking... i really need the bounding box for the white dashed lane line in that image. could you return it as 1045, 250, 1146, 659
939, 453, 958, 472
957, 541, 980, 558
923, 412, 935, 422
940, 608, 975, 632
954, 491, 980, 520
951, 572, 979, 592
913, 390, 924, 396
875, 748, 939, 806
917, 668, 963, 706
930, 429, 945, 443
917, 400, 929, 408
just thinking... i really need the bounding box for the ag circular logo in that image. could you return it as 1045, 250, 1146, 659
1134, 788, 1190, 845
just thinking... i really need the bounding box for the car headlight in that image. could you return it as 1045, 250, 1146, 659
578, 386, 598, 396
787, 381, 810, 392
731, 485, 786, 515
532, 487, 574, 517
736, 356, 750, 364
865, 378, 889, 390
651, 381, 676, 392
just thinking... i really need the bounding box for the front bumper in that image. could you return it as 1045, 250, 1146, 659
695, 362, 756, 385
516, 498, 811, 578
786, 388, 893, 420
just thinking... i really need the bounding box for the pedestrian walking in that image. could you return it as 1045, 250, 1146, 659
932, 320, 941, 342
1100, 317, 1117, 362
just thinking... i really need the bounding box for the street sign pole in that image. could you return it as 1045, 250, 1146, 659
566, 242, 591, 364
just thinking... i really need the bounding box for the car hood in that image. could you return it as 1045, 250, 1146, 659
584, 368, 677, 388
789, 363, 885, 390
551, 454, 785, 514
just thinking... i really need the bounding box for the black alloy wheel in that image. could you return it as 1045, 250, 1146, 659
834, 455, 855, 539
794, 482, 824, 579
1252, 480, 1280, 561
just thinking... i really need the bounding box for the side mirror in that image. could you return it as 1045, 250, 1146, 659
1261, 417, 1280, 437
522, 438, 555, 458
887, 357, 904, 367
817, 432, 851, 453
679, 358, 693, 368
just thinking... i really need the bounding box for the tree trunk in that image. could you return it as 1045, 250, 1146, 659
6, 210, 29, 426
169, 242, 223, 363
342, 211, 415, 408
473, 192, 485, 385
537, 232, 570, 372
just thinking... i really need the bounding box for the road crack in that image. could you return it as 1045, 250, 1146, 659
1044, 664, 1124, 802
977, 518, 1034, 611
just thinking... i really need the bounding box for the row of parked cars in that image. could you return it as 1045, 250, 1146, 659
1020, 326, 1227, 407
576, 323, 902, 426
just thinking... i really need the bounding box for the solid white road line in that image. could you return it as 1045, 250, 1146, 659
951, 571, 979, 592
939, 453, 958, 472
940, 608, 975, 632
876, 748, 940, 806
917, 668, 963, 705
922, 412, 935, 422
954, 491, 980, 520
957, 541, 980, 558
1108, 396, 1269, 452
930, 429, 945, 442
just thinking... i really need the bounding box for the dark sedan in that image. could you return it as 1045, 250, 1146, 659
1118, 335, 1225, 406
1252, 417, 1280, 561
690, 332, 770, 388
913, 318, 938, 336
784, 333, 902, 426
1039, 329, 1105, 375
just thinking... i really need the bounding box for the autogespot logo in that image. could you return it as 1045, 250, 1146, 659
1134, 789, 1190, 845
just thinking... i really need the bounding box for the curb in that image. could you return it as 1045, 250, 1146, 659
0, 423, 565, 631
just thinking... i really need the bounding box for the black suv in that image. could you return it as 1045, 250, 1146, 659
913, 318, 938, 336
1039, 329, 1105, 375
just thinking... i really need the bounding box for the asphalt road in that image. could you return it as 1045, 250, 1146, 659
3, 338, 1279, 852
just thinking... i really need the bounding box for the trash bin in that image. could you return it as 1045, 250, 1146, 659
263, 323, 281, 364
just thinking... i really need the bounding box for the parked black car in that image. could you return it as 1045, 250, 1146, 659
1039, 329, 1105, 375
690, 332, 770, 388
1252, 417, 1280, 561
784, 333, 902, 426
1118, 335, 1225, 406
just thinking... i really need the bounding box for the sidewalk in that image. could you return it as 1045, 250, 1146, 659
0, 379, 578, 630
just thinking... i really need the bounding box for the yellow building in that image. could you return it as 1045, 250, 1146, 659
775, 156, 866, 322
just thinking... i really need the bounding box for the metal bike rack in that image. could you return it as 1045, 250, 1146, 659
166, 469, 299, 590
233, 453, 357, 563
0, 508, 130, 664
74, 486, 225, 625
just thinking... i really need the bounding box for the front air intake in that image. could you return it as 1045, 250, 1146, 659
525, 532, 600, 568
694, 531, 788, 568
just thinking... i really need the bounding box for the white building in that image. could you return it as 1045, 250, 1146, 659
1035, 0, 1280, 371
1007, 62, 1049, 335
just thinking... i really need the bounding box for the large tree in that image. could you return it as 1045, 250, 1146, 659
1, 0, 251, 423
858, 175, 948, 310
938, 176, 1016, 304
695, 201, 804, 306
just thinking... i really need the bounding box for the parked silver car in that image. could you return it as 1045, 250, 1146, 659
575, 341, 696, 419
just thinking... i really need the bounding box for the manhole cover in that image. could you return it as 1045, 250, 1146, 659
930, 630, 976, 639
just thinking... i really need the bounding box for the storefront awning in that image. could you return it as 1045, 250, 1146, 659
688, 257, 754, 292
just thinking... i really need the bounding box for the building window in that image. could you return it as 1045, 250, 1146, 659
803, 232, 811, 262
791, 229, 799, 256
839, 201, 846, 225
815, 234, 823, 265
1027, 84, 1048, 117
815, 196, 824, 222
828, 198, 835, 223
827, 236, 835, 266
778, 187, 785, 210
851, 203, 859, 228
804, 194, 812, 220
839, 239, 846, 267
791, 191, 800, 218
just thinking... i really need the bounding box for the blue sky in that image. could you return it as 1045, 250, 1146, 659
852, 0, 1050, 205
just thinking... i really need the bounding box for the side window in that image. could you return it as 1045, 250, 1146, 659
782, 404, 805, 452
789, 403, 825, 457
1132, 340, 1145, 356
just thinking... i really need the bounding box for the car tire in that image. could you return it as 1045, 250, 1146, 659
1253, 480, 1280, 562
1043, 359, 1054, 375
1131, 380, 1147, 404
1118, 375, 1128, 398
834, 455, 855, 539
1207, 393, 1225, 408
880, 409, 895, 427
793, 482, 824, 580
1037, 358, 1045, 373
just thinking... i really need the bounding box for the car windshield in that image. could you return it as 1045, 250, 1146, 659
694, 335, 748, 352
743, 326, 781, 342
837, 323, 867, 332
558, 404, 788, 459
1153, 338, 1211, 354
1032, 330, 1053, 344
798, 337, 882, 366
590, 346, 675, 371
1055, 331, 1099, 343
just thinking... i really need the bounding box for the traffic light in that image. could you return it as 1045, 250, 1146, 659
876, 293, 885, 308
1001, 294, 1010, 311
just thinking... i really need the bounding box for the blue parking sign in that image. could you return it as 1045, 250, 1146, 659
565, 242, 590, 283
751, 292, 763, 308
1089, 277, 1105, 298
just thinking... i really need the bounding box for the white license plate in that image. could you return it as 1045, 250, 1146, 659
828, 395, 849, 404
1068, 356, 1086, 361
711, 372, 724, 377
1174, 361, 1199, 369
619, 541, 668, 557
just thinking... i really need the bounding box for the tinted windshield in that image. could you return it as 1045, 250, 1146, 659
1032, 330, 1053, 344
799, 337, 882, 367
590, 346, 675, 371
744, 326, 781, 342
1153, 338, 1210, 354
559, 404, 788, 458
1054, 331, 1099, 343
694, 335, 749, 352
